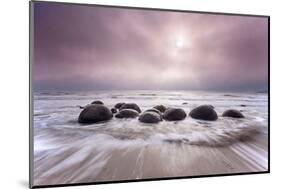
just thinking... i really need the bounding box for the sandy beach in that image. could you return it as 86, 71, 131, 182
33, 129, 267, 186
32, 91, 268, 186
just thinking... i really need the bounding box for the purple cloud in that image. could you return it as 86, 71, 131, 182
33, 2, 269, 92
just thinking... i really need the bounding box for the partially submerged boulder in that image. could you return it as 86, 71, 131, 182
115, 102, 125, 109
78, 104, 113, 124
153, 105, 166, 113
91, 100, 104, 105
222, 109, 244, 118
145, 108, 162, 115
115, 109, 139, 119
163, 108, 186, 121
189, 105, 218, 121
120, 103, 141, 113
139, 112, 162, 123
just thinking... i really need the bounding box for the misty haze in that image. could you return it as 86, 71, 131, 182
31, 2, 269, 187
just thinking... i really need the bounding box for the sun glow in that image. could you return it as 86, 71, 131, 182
173, 34, 193, 49
168, 31, 193, 58
175, 38, 184, 48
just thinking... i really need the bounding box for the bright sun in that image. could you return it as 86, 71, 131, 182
175, 38, 184, 48
170, 34, 192, 57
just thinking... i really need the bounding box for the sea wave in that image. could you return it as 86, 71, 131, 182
34, 115, 266, 149
33, 91, 268, 149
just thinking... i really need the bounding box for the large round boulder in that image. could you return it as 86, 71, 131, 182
153, 105, 166, 113
114, 102, 125, 109
120, 103, 141, 113
91, 100, 104, 105
139, 112, 162, 123
163, 108, 186, 121
115, 109, 139, 119
222, 109, 244, 118
189, 105, 218, 121
78, 104, 113, 124
145, 108, 161, 115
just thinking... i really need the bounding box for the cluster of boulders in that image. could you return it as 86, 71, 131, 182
78, 101, 244, 124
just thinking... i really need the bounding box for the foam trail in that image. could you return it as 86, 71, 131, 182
33, 90, 268, 185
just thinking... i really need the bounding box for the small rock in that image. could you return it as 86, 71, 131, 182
77, 105, 84, 109
115, 109, 139, 118
240, 104, 247, 107
153, 105, 166, 113
189, 105, 218, 121
139, 112, 162, 123
91, 100, 104, 105
163, 108, 186, 121
78, 104, 112, 124
111, 108, 117, 114
222, 109, 244, 118
182, 102, 188, 105
120, 103, 141, 113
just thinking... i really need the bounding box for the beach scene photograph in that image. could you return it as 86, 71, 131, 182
31, 2, 269, 186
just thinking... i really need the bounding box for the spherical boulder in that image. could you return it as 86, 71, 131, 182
120, 103, 141, 113
115, 109, 139, 119
153, 105, 166, 113
189, 105, 218, 121
91, 100, 104, 105
222, 109, 244, 118
78, 104, 113, 124
115, 102, 125, 109
163, 108, 186, 121
145, 108, 162, 115
207, 105, 214, 109
139, 112, 162, 123
111, 108, 117, 114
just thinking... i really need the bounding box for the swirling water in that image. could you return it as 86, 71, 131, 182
32, 90, 268, 185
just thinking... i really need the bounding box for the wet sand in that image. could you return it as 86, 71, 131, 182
33, 132, 268, 186
32, 91, 268, 186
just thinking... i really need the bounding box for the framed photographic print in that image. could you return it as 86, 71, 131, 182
29, 1, 270, 188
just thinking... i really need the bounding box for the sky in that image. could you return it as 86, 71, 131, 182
33, 2, 269, 92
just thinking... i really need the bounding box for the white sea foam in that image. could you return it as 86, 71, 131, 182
32, 91, 268, 185
33, 90, 267, 149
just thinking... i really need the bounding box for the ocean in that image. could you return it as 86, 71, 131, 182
32, 90, 268, 185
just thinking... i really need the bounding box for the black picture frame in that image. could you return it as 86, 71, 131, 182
29, 1, 270, 188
